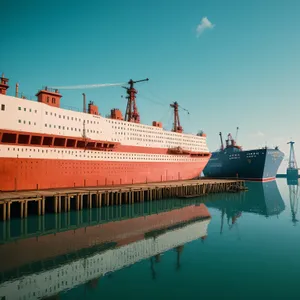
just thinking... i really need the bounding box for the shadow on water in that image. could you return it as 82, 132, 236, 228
0, 179, 296, 300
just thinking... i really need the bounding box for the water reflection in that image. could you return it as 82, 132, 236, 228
204, 181, 285, 233
0, 203, 211, 300
0, 180, 297, 300
287, 177, 299, 225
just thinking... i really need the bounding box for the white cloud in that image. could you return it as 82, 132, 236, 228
196, 17, 215, 37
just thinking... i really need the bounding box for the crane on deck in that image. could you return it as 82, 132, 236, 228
49, 78, 191, 133
169, 102, 190, 133
49, 78, 149, 123
122, 78, 149, 123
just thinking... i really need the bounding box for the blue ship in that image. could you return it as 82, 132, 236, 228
203, 131, 284, 181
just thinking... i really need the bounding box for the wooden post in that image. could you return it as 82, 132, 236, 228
54, 196, 58, 214
2, 203, 6, 221
20, 201, 24, 218
24, 201, 28, 218
58, 196, 61, 213
42, 196, 45, 215
68, 195, 71, 212
38, 199, 41, 216
7, 202, 11, 220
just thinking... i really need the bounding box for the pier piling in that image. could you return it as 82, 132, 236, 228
0, 179, 245, 221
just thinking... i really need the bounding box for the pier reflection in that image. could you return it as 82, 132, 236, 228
204, 181, 285, 232
0, 201, 211, 300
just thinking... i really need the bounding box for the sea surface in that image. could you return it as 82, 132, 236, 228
0, 178, 299, 300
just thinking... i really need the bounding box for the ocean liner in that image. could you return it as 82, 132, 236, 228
203, 130, 284, 181
0, 74, 211, 191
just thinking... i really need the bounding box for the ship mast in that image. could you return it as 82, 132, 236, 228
123, 78, 149, 123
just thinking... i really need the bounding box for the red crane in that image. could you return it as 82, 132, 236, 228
49, 78, 149, 123
170, 102, 189, 133
122, 78, 149, 123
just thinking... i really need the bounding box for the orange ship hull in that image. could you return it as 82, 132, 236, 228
0, 157, 210, 191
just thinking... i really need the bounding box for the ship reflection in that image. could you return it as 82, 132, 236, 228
0, 203, 211, 300
287, 177, 299, 225
204, 180, 285, 234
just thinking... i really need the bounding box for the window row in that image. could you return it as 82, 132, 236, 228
18, 120, 37, 125
45, 111, 100, 125
5, 147, 202, 160
44, 123, 101, 134
18, 106, 37, 113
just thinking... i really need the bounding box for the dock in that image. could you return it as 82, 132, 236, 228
0, 179, 245, 221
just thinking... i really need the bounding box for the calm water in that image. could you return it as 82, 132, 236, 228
0, 179, 299, 300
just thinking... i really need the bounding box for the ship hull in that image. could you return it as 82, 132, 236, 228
203, 148, 284, 181
0, 156, 209, 191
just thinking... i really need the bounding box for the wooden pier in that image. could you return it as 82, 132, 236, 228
0, 179, 245, 221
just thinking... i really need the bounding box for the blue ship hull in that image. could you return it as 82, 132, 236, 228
203, 148, 284, 181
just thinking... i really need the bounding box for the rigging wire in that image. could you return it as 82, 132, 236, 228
48, 82, 127, 90
137, 92, 166, 107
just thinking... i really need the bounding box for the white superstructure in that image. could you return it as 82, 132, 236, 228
0, 94, 209, 152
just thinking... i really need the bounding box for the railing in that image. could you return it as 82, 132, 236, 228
60, 105, 81, 112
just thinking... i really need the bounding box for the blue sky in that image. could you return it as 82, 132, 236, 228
1, 0, 300, 171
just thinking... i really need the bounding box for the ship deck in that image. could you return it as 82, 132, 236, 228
0, 179, 245, 221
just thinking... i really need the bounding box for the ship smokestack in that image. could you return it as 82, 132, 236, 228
82, 93, 86, 113
15, 83, 19, 97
